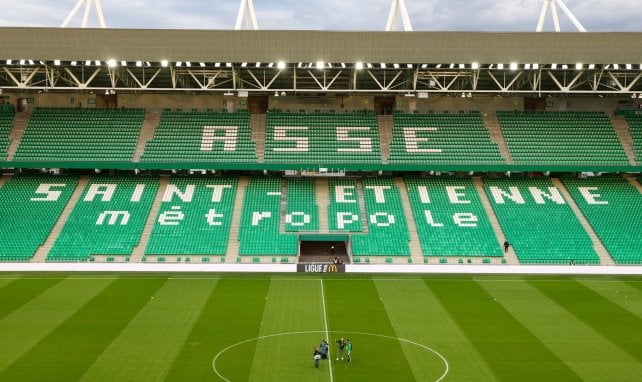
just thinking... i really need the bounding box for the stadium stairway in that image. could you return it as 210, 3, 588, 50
130, 176, 169, 261
356, 179, 369, 233
251, 113, 267, 162
395, 177, 423, 264
629, 177, 642, 194
31, 176, 89, 263
377, 115, 393, 163
133, 110, 162, 162
473, 177, 519, 264
610, 115, 638, 166
6, 112, 31, 161
551, 178, 614, 265
316, 178, 330, 233
483, 113, 513, 164
225, 176, 249, 261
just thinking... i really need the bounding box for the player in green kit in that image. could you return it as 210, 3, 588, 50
345, 339, 352, 362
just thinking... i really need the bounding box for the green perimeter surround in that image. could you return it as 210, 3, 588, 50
0, 274, 641, 381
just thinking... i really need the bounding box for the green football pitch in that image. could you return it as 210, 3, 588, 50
1, 273, 642, 381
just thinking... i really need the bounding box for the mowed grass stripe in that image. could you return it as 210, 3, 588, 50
248, 279, 328, 382
0, 277, 60, 321
375, 279, 498, 381
427, 279, 582, 381
480, 279, 642, 381
0, 277, 113, 372
579, 279, 642, 319
324, 278, 417, 382
165, 278, 270, 382
80, 278, 218, 382
530, 279, 642, 363
0, 278, 166, 381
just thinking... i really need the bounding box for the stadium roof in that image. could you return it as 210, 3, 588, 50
2, 28, 642, 63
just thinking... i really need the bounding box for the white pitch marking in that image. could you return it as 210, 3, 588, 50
321, 279, 334, 382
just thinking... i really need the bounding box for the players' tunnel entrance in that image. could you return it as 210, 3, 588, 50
298, 234, 350, 263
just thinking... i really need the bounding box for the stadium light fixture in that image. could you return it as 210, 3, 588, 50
393, 63, 400, 69
215, 63, 221, 68
121, 61, 127, 67
380, 63, 386, 69
533, 63, 540, 70
524, 63, 531, 70
255, 62, 260, 68
85, 60, 92, 66
328, 63, 333, 68
268, 62, 274, 68
551, 63, 558, 69
632, 93, 637, 99
277, 61, 286, 70
94, 60, 101, 66
613, 64, 620, 70
241, 62, 247, 68
460, 92, 466, 98
467, 92, 472, 98
200, 62, 206, 67
367, 63, 373, 69
421, 64, 428, 69
435, 64, 442, 68
575, 63, 583, 70
186, 61, 192, 67
176, 61, 182, 67
70, 61, 77, 66
161, 60, 168, 67
316, 61, 325, 70
407, 64, 413, 69
5, 60, 11, 65
471, 62, 479, 70
226, 63, 232, 68
509, 62, 518, 71
497, 63, 504, 70
297, 62, 303, 68
54, 60, 61, 66
19, 59, 25, 65
562, 64, 568, 69
145, 62, 151, 67
626, 64, 632, 70
28, 60, 34, 65
355, 62, 364, 70
588, 64, 595, 70
136, 61, 143, 67
449, 63, 455, 69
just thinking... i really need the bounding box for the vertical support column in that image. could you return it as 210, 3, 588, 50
61, 0, 107, 28
235, 0, 259, 30
536, 0, 586, 32
385, 0, 413, 31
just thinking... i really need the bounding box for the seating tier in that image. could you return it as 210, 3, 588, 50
405, 177, 503, 257
562, 177, 642, 264
484, 178, 599, 264
145, 177, 237, 256
389, 112, 504, 164
14, 108, 144, 162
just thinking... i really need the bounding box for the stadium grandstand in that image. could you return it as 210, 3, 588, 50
0, 0, 641, 269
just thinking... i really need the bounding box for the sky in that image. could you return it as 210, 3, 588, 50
0, 0, 640, 32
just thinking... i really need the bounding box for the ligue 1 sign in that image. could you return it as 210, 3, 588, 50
297, 263, 345, 273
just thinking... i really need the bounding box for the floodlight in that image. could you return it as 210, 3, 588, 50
328, 63, 333, 68
274, 91, 279, 97
241, 62, 247, 68
460, 92, 466, 98
497, 63, 504, 70
70, 61, 77, 66
19, 59, 25, 65
316, 61, 324, 70
215, 63, 221, 67
255, 62, 260, 68
449, 63, 455, 69
355, 62, 364, 70
226, 63, 232, 67
626, 64, 632, 70
341, 63, 346, 68
588, 64, 595, 70
524, 63, 531, 70
613, 64, 620, 70
200, 62, 206, 67
186, 61, 191, 67
471, 62, 479, 70
161, 60, 168, 67
393, 63, 400, 69
176, 61, 182, 67
467, 92, 472, 98
435, 64, 442, 68
28, 60, 34, 65
575, 63, 583, 70
509, 62, 518, 70
407, 64, 413, 69
95, 60, 101, 66
380, 63, 386, 69
562, 64, 568, 69
366, 63, 373, 69
5, 60, 11, 65
268, 62, 274, 68
533, 63, 540, 70
121, 61, 127, 67
551, 63, 558, 69
54, 60, 61, 66
297, 62, 303, 68
420, 64, 428, 69
632, 93, 637, 99
277, 61, 286, 69
86, 60, 92, 66
458, 64, 465, 69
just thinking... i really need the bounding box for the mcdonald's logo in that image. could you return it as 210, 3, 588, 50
327, 264, 338, 273
298, 263, 346, 273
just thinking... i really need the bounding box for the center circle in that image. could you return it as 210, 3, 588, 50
212, 330, 449, 381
